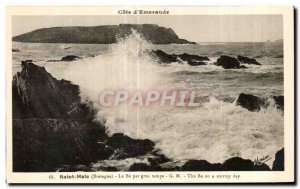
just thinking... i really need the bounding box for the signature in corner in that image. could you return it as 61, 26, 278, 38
254, 155, 272, 166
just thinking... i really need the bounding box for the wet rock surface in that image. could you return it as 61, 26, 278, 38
222, 157, 270, 171
236, 93, 284, 112
236, 93, 265, 112
13, 62, 89, 119
151, 50, 177, 63
181, 160, 222, 171
215, 55, 241, 69
61, 55, 82, 61
12, 48, 20, 52
107, 133, 155, 160
47, 55, 82, 62
237, 55, 261, 65
272, 148, 284, 171
273, 96, 284, 111
151, 50, 209, 66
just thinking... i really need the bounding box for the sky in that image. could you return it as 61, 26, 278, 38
12, 15, 283, 42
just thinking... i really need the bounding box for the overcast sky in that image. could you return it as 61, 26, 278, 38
12, 15, 283, 42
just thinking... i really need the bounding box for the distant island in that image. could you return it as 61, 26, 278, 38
12, 24, 195, 44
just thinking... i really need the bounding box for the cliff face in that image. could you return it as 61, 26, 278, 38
12, 61, 107, 171
12, 24, 194, 44
12, 61, 93, 119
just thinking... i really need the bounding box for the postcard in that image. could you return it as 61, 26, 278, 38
6, 6, 294, 183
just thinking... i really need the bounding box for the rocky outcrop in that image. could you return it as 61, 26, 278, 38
215, 55, 243, 69
13, 61, 90, 119
178, 53, 209, 66
12, 48, 20, 52
147, 151, 171, 166
236, 93, 284, 112
47, 55, 82, 62
57, 165, 94, 172
12, 24, 194, 44
12, 62, 107, 171
13, 119, 105, 172
128, 156, 271, 171
107, 133, 155, 160
12, 62, 155, 172
180, 157, 270, 171
151, 50, 209, 66
273, 96, 284, 111
181, 160, 222, 171
237, 55, 261, 65
151, 50, 177, 64
61, 55, 82, 61
222, 157, 270, 171
129, 163, 164, 171
272, 148, 284, 171
236, 93, 265, 112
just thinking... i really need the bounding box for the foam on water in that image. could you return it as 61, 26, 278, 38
26, 32, 283, 166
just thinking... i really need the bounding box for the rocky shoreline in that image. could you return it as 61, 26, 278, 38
150, 50, 262, 69
13, 61, 284, 172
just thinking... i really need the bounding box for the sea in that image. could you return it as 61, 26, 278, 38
12, 32, 284, 168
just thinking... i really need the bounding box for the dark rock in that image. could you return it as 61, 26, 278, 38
107, 133, 155, 159
181, 160, 222, 171
47, 55, 82, 62
178, 53, 209, 61
129, 163, 163, 171
272, 148, 284, 171
12, 24, 194, 44
222, 157, 270, 171
61, 55, 82, 62
236, 93, 265, 112
187, 61, 206, 66
274, 54, 284, 58
237, 55, 261, 65
21, 60, 33, 64
215, 55, 241, 69
12, 62, 108, 171
148, 151, 171, 166
151, 50, 209, 66
13, 62, 91, 119
160, 155, 272, 171
100, 166, 119, 172
273, 96, 284, 111
95, 142, 115, 160
57, 165, 93, 172
151, 50, 177, 64
160, 166, 181, 171
12, 48, 20, 52
240, 65, 248, 69
46, 59, 60, 62
13, 119, 106, 172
